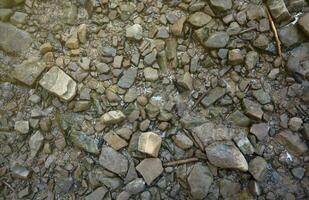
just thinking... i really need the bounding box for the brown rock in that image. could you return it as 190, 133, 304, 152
136, 158, 163, 185
104, 130, 128, 150
138, 132, 162, 157
170, 16, 186, 36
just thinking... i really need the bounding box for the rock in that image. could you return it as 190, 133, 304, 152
12, 58, 46, 86
0, 22, 32, 54
279, 24, 304, 47
286, 43, 309, 80
187, 163, 213, 200
100, 110, 126, 125
227, 110, 251, 127
99, 146, 128, 176
125, 178, 146, 195
77, 24, 87, 44
252, 89, 271, 105
116, 128, 133, 141
0, 8, 13, 21
291, 167, 305, 179
250, 123, 269, 141
11, 165, 31, 179
15, 120, 29, 134
248, 180, 261, 196
275, 131, 308, 155
73, 101, 91, 112
267, 0, 290, 22
170, 16, 186, 36
288, 117, 303, 131
249, 156, 268, 181
298, 13, 309, 37
210, 0, 232, 11
176, 72, 193, 90
126, 24, 143, 41
205, 32, 229, 48
40, 42, 53, 54
116, 191, 131, 200
65, 36, 79, 49
113, 55, 124, 68
118, 68, 138, 89
85, 186, 108, 200
172, 132, 193, 149
245, 51, 259, 69
156, 26, 169, 39
136, 158, 163, 185
205, 141, 248, 171
10, 11, 27, 25
188, 12, 212, 27
201, 87, 226, 107
219, 179, 241, 199
104, 130, 128, 150
144, 67, 159, 81
70, 130, 100, 154
243, 99, 263, 120
233, 131, 255, 155
253, 34, 269, 50
124, 88, 138, 103
101, 46, 116, 57
39, 67, 77, 101
29, 131, 44, 158
228, 49, 244, 65
0, 0, 24, 8
138, 132, 161, 157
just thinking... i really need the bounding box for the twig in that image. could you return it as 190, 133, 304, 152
2, 180, 15, 193
264, 4, 282, 57
237, 27, 256, 35
163, 157, 199, 167
183, 129, 204, 151
191, 91, 208, 110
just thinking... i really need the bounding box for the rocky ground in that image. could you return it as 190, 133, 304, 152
0, 0, 308, 199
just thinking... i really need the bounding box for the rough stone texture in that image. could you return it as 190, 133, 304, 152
298, 13, 309, 37
138, 132, 162, 157
136, 158, 163, 185
275, 131, 308, 155
118, 68, 138, 89
144, 67, 159, 82
11, 165, 31, 179
219, 179, 241, 199
267, 0, 290, 22
176, 72, 193, 90
124, 178, 146, 195
201, 87, 226, 107
249, 156, 268, 181
70, 130, 100, 154
39, 67, 77, 101
99, 146, 128, 176
250, 123, 269, 141
14, 120, 29, 134
100, 110, 126, 125
188, 12, 212, 27
85, 186, 108, 200
205, 141, 248, 171
210, 0, 232, 11
172, 132, 193, 149
104, 130, 128, 150
29, 131, 44, 158
126, 24, 143, 40
227, 110, 251, 127
243, 99, 263, 120
205, 32, 230, 48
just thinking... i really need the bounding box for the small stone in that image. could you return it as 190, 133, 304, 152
118, 68, 138, 89
15, 120, 29, 134
144, 67, 159, 81
176, 72, 193, 90
227, 110, 251, 127
100, 110, 126, 125
11, 165, 31, 179
77, 24, 87, 44
116, 191, 131, 200
96, 63, 110, 74
275, 131, 308, 155
39, 67, 77, 101
10, 11, 27, 25
243, 99, 263, 120
126, 24, 143, 41
249, 156, 268, 181
253, 34, 269, 50
228, 49, 244, 65
188, 12, 212, 27
210, 0, 232, 11
70, 130, 100, 154
219, 179, 241, 199
99, 146, 128, 176
288, 117, 303, 131
138, 132, 162, 157
279, 24, 304, 47
29, 131, 44, 158
250, 123, 269, 141
298, 13, 309, 37
201, 87, 226, 107
85, 186, 108, 200
40, 42, 53, 54
249, 180, 261, 196
267, 0, 290, 22
291, 167, 305, 179
116, 128, 133, 140
104, 130, 128, 150
65, 36, 79, 49
252, 89, 271, 105
187, 163, 213, 200
172, 132, 193, 149
205, 32, 230, 48
170, 16, 186, 36
233, 131, 255, 155
205, 141, 248, 171
113, 56, 123, 68
73, 101, 91, 112
246, 52, 259, 69
136, 158, 163, 185
0, 9, 13, 21
18, 186, 30, 199
124, 87, 138, 103
156, 26, 169, 39
125, 178, 146, 195
101, 46, 116, 57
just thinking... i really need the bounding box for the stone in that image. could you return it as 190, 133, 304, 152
188, 12, 212, 27
298, 13, 309, 37
12, 58, 46, 86
219, 179, 241, 199
116, 191, 131, 200
252, 89, 271, 105
101, 46, 116, 57
10, 11, 27, 25
0, 8, 13, 21
39, 67, 77, 101
156, 26, 169, 39
201, 87, 226, 107
99, 146, 128, 176
136, 158, 163, 185
113, 56, 123, 68
233, 131, 255, 155
96, 63, 110, 74
0, 22, 32, 54
253, 34, 269, 50
227, 110, 251, 127
287, 43, 309, 80
249, 156, 268, 181
291, 167, 305, 179
126, 24, 143, 41
104, 130, 128, 150
100, 110, 126, 125
288, 117, 303, 131
275, 131, 308, 155
77, 24, 87, 44
205, 32, 229, 48
125, 178, 146, 195
279, 24, 304, 47
144, 67, 159, 81
210, 0, 232, 11
73, 101, 91, 112
40, 42, 53, 54
250, 123, 269, 141
267, 0, 290, 22
170, 16, 186, 36
172, 132, 193, 149
176, 72, 193, 90
205, 141, 248, 171
11, 165, 31, 179
118, 68, 138, 89
243, 99, 263, 120
85, 186, 108, 200
70, 130, 100, 154
228, 49, 244, 65
29, 131, 44, 158
15, 120, 29, 134
138, 132, 161, 157
116, 128, 133, 140
187, 163, 213, 200
65, 36, 79, 49
248, 180, 261, 196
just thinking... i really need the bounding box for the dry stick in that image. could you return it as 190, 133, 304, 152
182, 129, 200, 149
264, 5, 282, 57
191, 90, 208, 110
183, 129, 204, 151
237, 26, 256, 35
163, 157, 199, 167
2, 180, 15, 193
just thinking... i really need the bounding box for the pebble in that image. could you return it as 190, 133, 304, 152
104, 130, 128, 150
144, 67, 159, 81
15, 120, 29, 134
172, 132, 193, 149
288, 117, 303, 131
275, 131, 308, 155
209, 0, 232, 11
100, 110, 126, 125
176, 72, 193, 90
188, 12, 212, 27
205, 32, 230, 48
124, 178, 146, 195
65, 36, 79, 49
70, 130, 100, 154
99, 146, 128, 176
233, 131, 255, 155
138, 132, 162, 157
0, 8, 13, 21
29, 131, 44, 158
136, 158, 163, 185
249, 156, 268, 181
219, 179, 241, 199
252, 89, 271, 105
171, 16, 186, 36
126, 24, 143, 41
10, 11, 27, 25
291, 167, 305, 179
228, 49, 244, 65
227, 110, 251, 127
118, 68, 138, 89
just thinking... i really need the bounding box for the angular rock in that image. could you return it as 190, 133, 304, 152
11, 165, 31, 179
39, 67, 77, 101
219, 179, 241, 199
250, 123, 269, 141
104, 130, 128, 150
101, 46, 116, 57
249, 156, 268, 181
205, 141, 248, 171
228, 49, 244, 65
29, 131, 44, 158
288, 117, 303, 131
275, 131, 308, 155
176, 72, 193, 90
10, 11, 27, 25
170, 16, 186, 36
245, 51, 259, 69
227, 110, 251, 127
287, 43, 309, 80
125, 178, 146, 195
252, 89, 271, 105
233, 131, 255, 155
65, 36, 79, 49
99, 146, 128, 176
70, 130, 100, 154
205, 32, 229, 48
188, 12, 212, 27
267, 0, 290, 22
144, 67, 159, 81
279, 24, 304, 48
201, 87, 226, 107
187, 163, 213, 200
15, 120, 29, 134
100, 110, 126, 125
118, 68, 137, 89
138, 132, 161, 157
210, 0, 232, 11
85, 186, 108, 200
291, 167, 305, 179
298, 13, 309, 37
172, 132, 193, 149
136, 158, 163, 185
243, 99, 263, 120
126, 24, 143, 41
0, 8, 13, 21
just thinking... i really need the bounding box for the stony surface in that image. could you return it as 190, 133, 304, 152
99, 146, 128, 176
136, 158, 163, 185
138, 132, 162, 157
100, 110, 126, 125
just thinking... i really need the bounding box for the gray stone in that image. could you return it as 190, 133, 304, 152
171, 16, 186, 36
172, 132, 193, 149
210, 0, 232, 11
250, 123, 269, 141
288, 117, 303, 131
275, 131, 308, 155
219, 179, 241, 199
0, 22, 32, 54
125, 178, 146, 195
0, 8, 13, 21
156, 26, 169, 39
29, 131, 44, 158
188, 12, 212, 27
176, 72, 193, 90
99, 146, 128, 176
291, 167, 305, 179
205, 32, 229, 48
267, 0, 290, 22
85, 186, 108, 200
253, 34, 269, 50
201, 87, 226, 107
11, 165, 31, 179
118, 68, 137, 89
249, 156, 268, 181
243, 99, 263, 120
100, 110, 126, 125
187, 163, 213, 200
252, 89, 271, 105
15, 120, 29, 134
0, 0, 24, 8
136, 158, 163, 185
287, 43, 309, 80
126, 24, 143, 41
298, 13, 309, 37
116, 191, 131, 200
10, 11, 27, 25
104, 130, 128, 150
144, 51, 157, 65
39, 67, 77, 101
73, 101, 91, 112
233, 131, 255, 155
144, 67, 159, 81
101, 46, 116, 57
248, 180, 261, 196
279, 24, 304, 47
124, 87, 138, 103
70, 130, 100, 154
205, 141, 248, 171
227, 110, 251, 127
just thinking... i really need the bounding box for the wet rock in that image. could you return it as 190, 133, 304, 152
279, 24, 304, 47
201, 87, 226, 107
250, 123, 269, 141
11, 165, 31, 179
188, 12, 212, 27
249, 156, 268, 181
187, 163, 213, 200
209, 0, 232, 11
136, 158, 163, 185
126, 24, 143, 41
144, 67, 159, 82
176, 72, 193, 90
0, 22, 32, 54
291, 167, 305, 179
85, 186, 108, 200
125, 178, 146, 195
252, 89, 271, 105
100, 110, 126, 125
170, 16, 186, 36
15, 120, 29, 134
243, 99, 263, 120
205, 141, 248, 171
104, 130, 128, 150
298, 13, 309, 37
70, 130, 100, 154
172, 132, 193, 149
99, 146, 128, 176
138, 132, 162, 157
267, 0, 290, 22
205, 32, 229, 48
275, 131, 308, 155
118, 68, 137, 89
227, 110, 251, 127
29, 131, 44, 158
219, 179, 241, 199
39, 67, 77, 101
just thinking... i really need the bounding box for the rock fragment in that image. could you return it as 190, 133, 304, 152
298, 13, 309, 37
267, 0, 290, 22
201, 87, 226, 107
136, 158, 163, 185
243, 99, 263, 120
11, 165, 31, 179
205, 32, 229, 48
275, 131, 308, 155
126, 24, 143, 41
172, 132, 193, 149
249, 156, 268, 181
210, 0, 232, 11
85, 186, 108, 200
233, 131, 255, 155
250, 123, 269, 141
125, 178, 146, 195
118, 68, 138, 89
227, 110, 251, 127
188, 12, 212, 27
144, 67, 159, 82
176, 72, 193, 90
100, 110, 126, 125
219, 179, 241, 199
138, 132, 161, 157
29, 131, 44, 158
104, 130, 128, 150
99, 146, 128, 176
170, 16, 186, 36
70, 130, 100, 154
